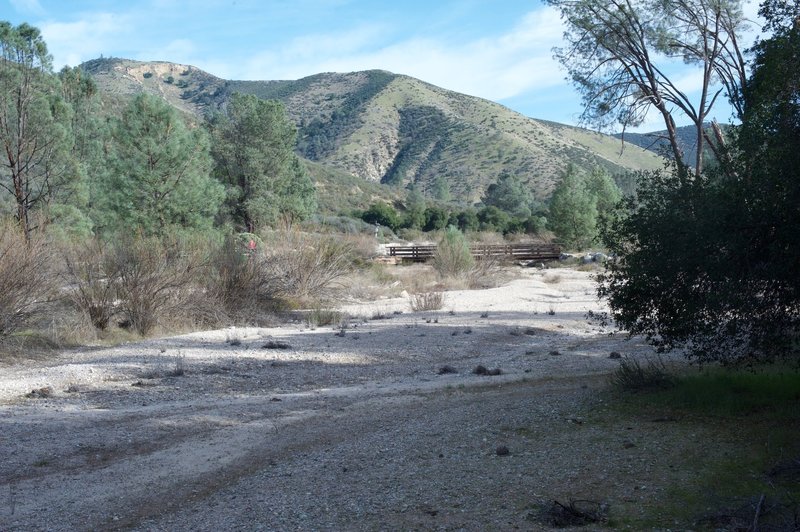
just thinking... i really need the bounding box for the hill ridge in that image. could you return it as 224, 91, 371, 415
82, 57, 664, 202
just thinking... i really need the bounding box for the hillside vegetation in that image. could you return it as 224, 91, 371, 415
83, 58, 663, 203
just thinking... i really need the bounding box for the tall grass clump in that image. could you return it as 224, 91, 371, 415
409, 290, 445, 311
0, 223, 56, 336
433, 226, 474, 278
610, 356, 674, 391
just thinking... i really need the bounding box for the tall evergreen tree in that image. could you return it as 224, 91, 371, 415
0, 22, 77, 240
99, 93, 223, 236
209, 93, 315, 231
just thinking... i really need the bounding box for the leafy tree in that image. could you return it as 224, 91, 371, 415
477, 205, 511, 233
482, 172, 535, 219
423, 205, 449, 232
99, 93, 224, 235
361, 202, 400, 231
453, 209, 479, 233
0, 22, 77, 240
548, 165, 598, 250
598, 3, 800, 364
209, 92, 315, 231
402, 184, 426, 229
545, 0, 749, 173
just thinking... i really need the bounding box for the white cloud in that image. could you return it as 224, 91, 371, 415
239, 6, 566, 101
40, 13, 131, 68
10, 0, 45, 16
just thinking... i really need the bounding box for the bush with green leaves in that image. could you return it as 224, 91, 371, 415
433, 226, 474, 278
360, 202, 400, 231
599, 5, 800, 364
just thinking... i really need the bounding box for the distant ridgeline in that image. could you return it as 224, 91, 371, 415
82, 58, 664, 203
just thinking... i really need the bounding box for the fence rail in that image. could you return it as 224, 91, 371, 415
387, 243, 561, 263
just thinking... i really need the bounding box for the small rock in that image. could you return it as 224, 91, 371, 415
623, 441, 636, 449
549, 350, 561, 356
25, 386, 53, 398
263, 340, 291, 349
437, 365, 458, 375
496, 445, 510, 456
608, 351, 622, 359
473, 365, 502, 376
473, 365, 489, 375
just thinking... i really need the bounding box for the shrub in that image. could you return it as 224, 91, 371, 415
409, 291, 445, 311
433, 226, 474, 278
61, 239, 117, 330
610, 356, 674, 392
109, 234, 199, 336
307, 306, 343, 327
0, 224, 56, 335
261, 230, 354, 302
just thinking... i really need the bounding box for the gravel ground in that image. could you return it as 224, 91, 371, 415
0, 268, 681, 531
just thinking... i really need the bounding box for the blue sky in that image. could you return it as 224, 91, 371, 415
5, 0, 761, 130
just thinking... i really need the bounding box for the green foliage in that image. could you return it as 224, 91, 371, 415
636, 368, 800, 418
548, 165, 598, 250
98, 93, 224, 236
453, 209, 479, 233
599, 10, 800, 364
401, 185, 426, 230
482, 172, 535, 219
0, 22, 80, 239
477, 205, 511, 233
423, 205, 449, 232
360, 202, 400, 231
433, 226, 474, 278
209, 92, 316, 230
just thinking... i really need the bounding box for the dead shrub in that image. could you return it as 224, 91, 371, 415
467, 253, 505, 289
0, 223, 56, 336
409, 290, 445, 311
207, 235, 266, 313
260, 230, 354, 302
108, 235, 199, 336
60, 239, 118, 330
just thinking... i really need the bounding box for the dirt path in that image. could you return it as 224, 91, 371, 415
1, 268, 684, 530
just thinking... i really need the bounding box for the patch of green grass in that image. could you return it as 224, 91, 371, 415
635, 367, 800, 418
609, 366, 800, 529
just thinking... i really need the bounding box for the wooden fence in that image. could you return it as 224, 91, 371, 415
387, 243, 561, 263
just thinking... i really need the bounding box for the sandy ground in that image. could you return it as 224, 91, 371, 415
0, 267, 672, 531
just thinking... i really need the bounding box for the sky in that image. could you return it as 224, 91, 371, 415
4, 0, 763, 131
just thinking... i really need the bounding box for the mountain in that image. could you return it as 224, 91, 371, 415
613, 124, 729, 168
82, 58, 663, 204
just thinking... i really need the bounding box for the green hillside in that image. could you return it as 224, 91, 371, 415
82, 58, 664, 204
